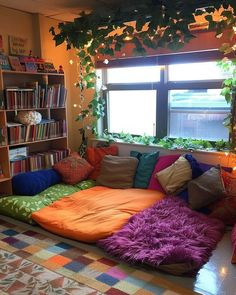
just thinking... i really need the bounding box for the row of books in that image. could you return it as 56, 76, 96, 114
4, 83, 67, 109
10, 149, 69, 176
0, 53, 58, 73
7, 120, 67, 145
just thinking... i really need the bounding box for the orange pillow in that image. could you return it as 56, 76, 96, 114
221, 169, 236, 197
53, 153, 94, 185
86, 145, 118, 179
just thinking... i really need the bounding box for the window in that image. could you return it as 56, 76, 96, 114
168, 62, 228, 81
107, 90, 156, 136
101, 56, 230, 142
168, 89, 230, 141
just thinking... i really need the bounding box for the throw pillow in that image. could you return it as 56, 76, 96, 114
209, 196, 236, 225
12, 169, 61, 196
148, 154, 181, 191
53, 153, 94, 185
155, 156, 192, 194
96, 155, 139, 189
188, 167, 226, 210
220, 169, 236, 197
130, 150, 159, 188
184, 154, 203, 179
86, 145, 119, 180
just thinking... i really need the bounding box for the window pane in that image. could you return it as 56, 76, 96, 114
107, 66, 160, 83
169, 62, 228, 81
168, 89, 230, 141
108, 90, 156, 136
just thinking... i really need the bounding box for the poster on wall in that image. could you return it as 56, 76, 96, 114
9, 35, 28, 55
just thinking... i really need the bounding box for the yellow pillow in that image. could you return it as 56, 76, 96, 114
155, 156, 192, 194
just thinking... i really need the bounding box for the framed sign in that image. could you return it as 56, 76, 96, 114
9, 35, 28, 55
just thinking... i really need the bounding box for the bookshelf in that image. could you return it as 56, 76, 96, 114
0, 70, 69, 196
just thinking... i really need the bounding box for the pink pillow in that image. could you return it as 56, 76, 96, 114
148, 154, 180, 191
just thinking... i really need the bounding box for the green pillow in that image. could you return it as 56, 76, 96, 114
130, 151, 159, 188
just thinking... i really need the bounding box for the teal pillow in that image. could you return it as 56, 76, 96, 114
130, 151, 159, 188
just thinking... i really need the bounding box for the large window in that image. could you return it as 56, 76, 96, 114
101, 58, 230, 142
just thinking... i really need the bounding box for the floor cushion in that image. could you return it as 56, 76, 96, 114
0, 180, 95, 224
98, 197, 225, 275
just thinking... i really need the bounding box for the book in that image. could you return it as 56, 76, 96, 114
0, 54, 11, 70
34, 57, 45, 73
44, 60, 57, 73
19, 56, 37, 73
9, 146, 28, 161
8, 56, 24, 71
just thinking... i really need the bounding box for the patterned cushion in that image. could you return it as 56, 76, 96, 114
155, 156, 192, 194
86, 145, 119, 180
53, 153, 94, 185
0, 180, 96, 224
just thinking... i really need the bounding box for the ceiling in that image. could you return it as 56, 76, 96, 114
0, 0, 123, 21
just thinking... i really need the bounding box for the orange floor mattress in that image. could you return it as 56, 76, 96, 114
32, 186, 164, 243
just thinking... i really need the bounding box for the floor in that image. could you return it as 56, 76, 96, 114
0, 214, 235, 295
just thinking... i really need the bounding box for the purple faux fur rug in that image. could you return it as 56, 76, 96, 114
98, 197, 225, 276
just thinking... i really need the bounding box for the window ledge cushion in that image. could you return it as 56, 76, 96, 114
155, 156, 192, 194
96, 155, 139, 189
130, 150, 159, 188
188, 167, 226, 210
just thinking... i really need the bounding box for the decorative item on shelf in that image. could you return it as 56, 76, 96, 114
58, 65, 64, 74
34, 57, 45, 73
15, 111, 42, 125
8, 56, 24, 71
0, 53, 11, 70
44, 60, 57, 73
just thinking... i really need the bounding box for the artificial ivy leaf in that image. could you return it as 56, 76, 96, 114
54, 35, 65, 46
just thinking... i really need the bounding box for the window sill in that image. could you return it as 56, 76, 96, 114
91, 138, 236, 168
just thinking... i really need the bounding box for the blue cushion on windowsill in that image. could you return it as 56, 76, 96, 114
12, 169, 61, 196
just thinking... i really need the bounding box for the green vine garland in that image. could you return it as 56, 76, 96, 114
50, 0, 236, 152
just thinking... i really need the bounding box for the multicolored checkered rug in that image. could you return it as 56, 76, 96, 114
0, 218, 198, 295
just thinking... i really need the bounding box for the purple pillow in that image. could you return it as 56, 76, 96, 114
148, 154, 180, 192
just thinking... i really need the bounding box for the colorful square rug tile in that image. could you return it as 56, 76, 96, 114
0, 219, 198, 295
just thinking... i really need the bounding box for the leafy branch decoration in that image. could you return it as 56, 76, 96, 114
50, 0, 236, 153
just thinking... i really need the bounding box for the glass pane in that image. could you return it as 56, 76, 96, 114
168, 89, 230, 141
108, 90, 156, 136
169, 62, 228, 81
107, 66, 160, 83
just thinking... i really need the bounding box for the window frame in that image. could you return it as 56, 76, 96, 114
99, 51, 229, 142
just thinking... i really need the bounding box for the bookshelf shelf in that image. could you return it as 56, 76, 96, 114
0, 69, 68, 196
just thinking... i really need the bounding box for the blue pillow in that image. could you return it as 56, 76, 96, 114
12, 169, 61, 196
130, 151, 159, 188
184, 154, 203, 179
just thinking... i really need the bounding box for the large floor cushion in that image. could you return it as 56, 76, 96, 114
0, 180, 95, 224
32, 186, 165, 243
98, 197, 225, 275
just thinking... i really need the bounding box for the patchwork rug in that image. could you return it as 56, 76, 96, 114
0, 218, 198, 295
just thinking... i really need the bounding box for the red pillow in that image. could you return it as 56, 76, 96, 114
209, 196, 236, 225
86, 145, 118, 179
53, 153, 94, 185
221, 169, 236, 197
148, 154, 180, 191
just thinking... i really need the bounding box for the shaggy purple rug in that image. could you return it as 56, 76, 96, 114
98, 197, 225, 276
